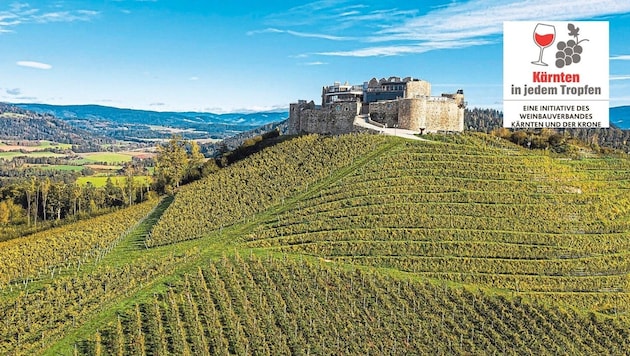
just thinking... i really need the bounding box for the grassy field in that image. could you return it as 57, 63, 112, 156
0, 151, 65, 160
76, 175, 152, 187
31, 164, 85, 171
0, 140, 72, 152
1, 133, 629, 355
78, 152, 134, 164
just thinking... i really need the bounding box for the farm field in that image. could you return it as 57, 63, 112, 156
0, 140, 155, 188
30, 164, 85, 172
0, 151, 65, 160
77, 152, 135, 164
0, 140, 72, 152
1, 133, 629, 355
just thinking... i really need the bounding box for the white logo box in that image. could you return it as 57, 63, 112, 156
503, 21, 609, 128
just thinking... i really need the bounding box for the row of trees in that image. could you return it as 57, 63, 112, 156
0, 175, 150, 231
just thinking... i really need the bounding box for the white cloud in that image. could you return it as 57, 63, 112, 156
611, 75, 630, 81
0, 3, 98, 33
189, 76, 199, 81
303, 61, 328, 65
17, 61, 52, 69
6, 88, 21, 95
372, 0, 630, 43
611, 55, 630, 61
319, 39, 493, 57
248, 27, 352, 41
264, 0, 630, 58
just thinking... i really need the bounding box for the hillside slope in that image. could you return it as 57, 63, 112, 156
0, 103, 107, 148
1, 133, 629, 355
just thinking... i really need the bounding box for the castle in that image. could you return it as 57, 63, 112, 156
288, 76, 465, 135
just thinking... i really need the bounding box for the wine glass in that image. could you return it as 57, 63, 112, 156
531, 23, 555, 66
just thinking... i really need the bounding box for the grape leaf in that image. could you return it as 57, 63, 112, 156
568, 23, 579, 37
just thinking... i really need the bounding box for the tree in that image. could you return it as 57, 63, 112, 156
186, 140, 205, 182
104, 177, 124, 207
155, 136, 208, 193
124, 175, 136, 206
23, 177, 37, 226
155, 136, 188, 192
48, 182, 66, 220
41, 177, 51, 221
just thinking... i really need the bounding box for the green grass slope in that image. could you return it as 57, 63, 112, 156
2, 133, 629, 355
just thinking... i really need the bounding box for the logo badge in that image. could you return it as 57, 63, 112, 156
504, 21, 609, 129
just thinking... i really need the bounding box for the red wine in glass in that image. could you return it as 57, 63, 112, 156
532, 23, 555, 66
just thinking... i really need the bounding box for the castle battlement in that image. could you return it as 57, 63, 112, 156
289, 77, 464, 135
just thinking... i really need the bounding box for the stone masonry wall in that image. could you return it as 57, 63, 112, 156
404, 81, 431, 98
425, 99, 464, 132
289, 78, 464, 135
368, 101, 399, 127
288, 101, 361, 135
398, 99, 425, 131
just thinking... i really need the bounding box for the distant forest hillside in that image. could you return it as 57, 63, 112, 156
16, 103, 288, 141
466, 107, 630, 153
0, 103, 109, 151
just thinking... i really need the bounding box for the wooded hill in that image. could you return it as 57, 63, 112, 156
0, 103, 109, 150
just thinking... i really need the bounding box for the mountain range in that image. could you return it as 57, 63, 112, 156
15, 103, 289, 141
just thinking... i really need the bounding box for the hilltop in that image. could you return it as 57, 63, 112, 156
0, 132, 629, 355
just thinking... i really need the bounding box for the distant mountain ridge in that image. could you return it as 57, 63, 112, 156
0, 103, 108, 149
15, 103, 288, 141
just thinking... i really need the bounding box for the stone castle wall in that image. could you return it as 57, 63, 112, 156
288, 101, 361, 135
425, 98, 464, 132
398, 99, 426, 131
404, 81, 431, 98
288, 78, 464, 135
370, 97, 463, 132
368, 101, 399, 127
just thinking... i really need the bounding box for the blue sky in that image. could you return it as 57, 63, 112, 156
1, 0, 629, 113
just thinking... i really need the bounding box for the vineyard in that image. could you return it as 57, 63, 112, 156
79, 255, 630, 355
1, 132, 630, 355
0, 199, 158, 290
247, 134, 630, 313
